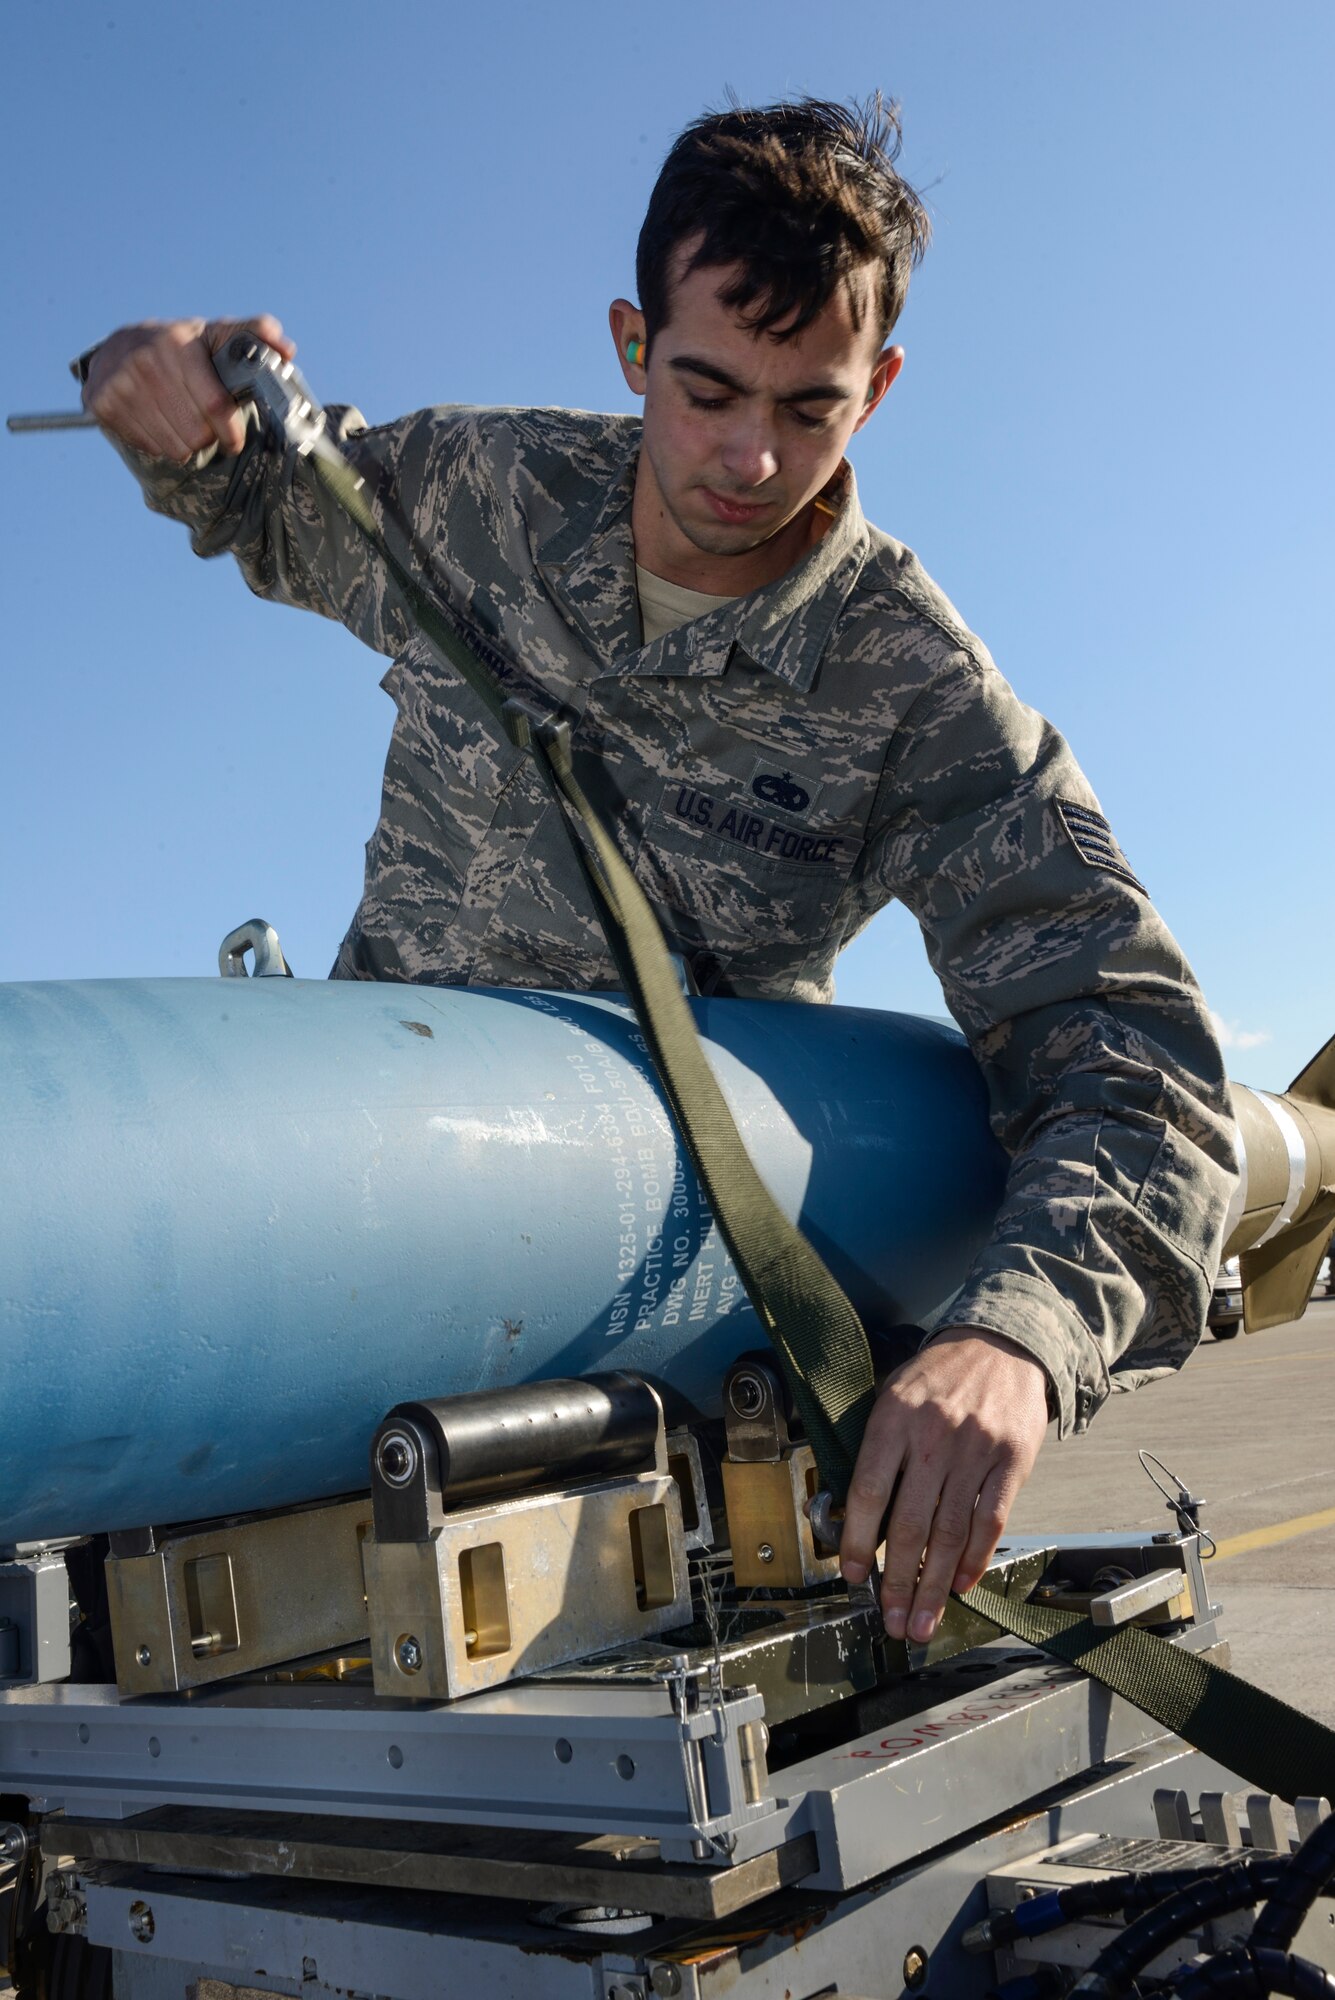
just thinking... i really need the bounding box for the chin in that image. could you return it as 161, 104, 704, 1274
679, 508, 783, 557
683, 525, 766, 557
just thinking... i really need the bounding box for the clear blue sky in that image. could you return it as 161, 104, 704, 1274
3, 1, 1331, 1091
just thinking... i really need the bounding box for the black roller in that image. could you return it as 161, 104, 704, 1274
371, 1373, 662, 1540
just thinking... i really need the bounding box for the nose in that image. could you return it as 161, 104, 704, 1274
719, 418, 779, 490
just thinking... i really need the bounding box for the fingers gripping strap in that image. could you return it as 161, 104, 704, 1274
958, 1582, 1335, 1805
303, 445, 876, 1499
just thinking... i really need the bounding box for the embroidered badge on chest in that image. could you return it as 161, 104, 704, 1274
749, 765, 819, 818
1055, 798, 1146, 895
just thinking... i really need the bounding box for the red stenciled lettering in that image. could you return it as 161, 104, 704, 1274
837, 1678, 1058, 1761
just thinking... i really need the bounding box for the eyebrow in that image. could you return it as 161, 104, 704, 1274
669, 356, 851, 404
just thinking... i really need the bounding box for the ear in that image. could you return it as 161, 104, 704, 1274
609, 298, 649, 396
852, 346, 905, 434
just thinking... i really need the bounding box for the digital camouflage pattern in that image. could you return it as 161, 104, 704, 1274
117, 402, 1237, 1433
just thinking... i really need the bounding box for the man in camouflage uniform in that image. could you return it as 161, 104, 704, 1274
80, 98, 1236, 1645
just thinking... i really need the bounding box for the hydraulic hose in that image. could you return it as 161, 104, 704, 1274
1249, 1809, 1335, 1954
967, 1865, 1276, 1957
1171, 1944, 1335, 1997
1071, 1856, 1286, 1996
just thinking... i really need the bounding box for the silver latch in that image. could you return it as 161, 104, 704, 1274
1089, 1566, 1185, 1628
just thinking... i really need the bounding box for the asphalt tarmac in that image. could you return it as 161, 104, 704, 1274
1007, 1296, 1335, 1728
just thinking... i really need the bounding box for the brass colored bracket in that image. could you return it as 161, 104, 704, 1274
106, 1496, 374, 1698
721, 1445, 841, 1590
363, 1470, 691, 1699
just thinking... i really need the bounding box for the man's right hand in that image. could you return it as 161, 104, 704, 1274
83, 315, 296, 463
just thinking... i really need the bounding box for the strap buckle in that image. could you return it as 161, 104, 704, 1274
213, 335, 329, 457
502, 697, 573, 775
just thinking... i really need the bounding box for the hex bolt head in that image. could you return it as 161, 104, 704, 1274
397, 1636, 423, 1674
756, 1542, 775, 1564
135, 1645, 151, 1668
903, 1944, 929, 1989
650, 1968, 682, 1997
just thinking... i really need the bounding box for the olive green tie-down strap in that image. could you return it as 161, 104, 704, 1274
303, 437, 1335, 1805
303, 440, 876, 1500
958, 1580, 1335, 1806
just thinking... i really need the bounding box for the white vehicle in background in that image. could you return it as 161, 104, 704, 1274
1208, 1254, 1244, 1339
1208, 1236, 1335, 1341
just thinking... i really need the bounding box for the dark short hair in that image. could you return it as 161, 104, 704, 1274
636, 95, 931, 349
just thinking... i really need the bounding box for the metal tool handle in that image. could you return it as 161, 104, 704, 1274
8, 336, 323, 450
6, 411, 99, 432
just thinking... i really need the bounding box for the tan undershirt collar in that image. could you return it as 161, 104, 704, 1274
635, 564, 740, 645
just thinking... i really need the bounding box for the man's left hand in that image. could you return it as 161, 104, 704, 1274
838, 1327, 1051, 1642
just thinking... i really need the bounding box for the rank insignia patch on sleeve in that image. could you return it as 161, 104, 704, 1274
1055, 798, 1146, 894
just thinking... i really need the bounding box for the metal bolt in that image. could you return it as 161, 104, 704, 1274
128, 1900, 155, 1943
135, 1644, 151, 1667
650, 1965, 682, 1996
808, 1490, 844, 1553
728, 1370, 767, 1419
376, 1430, 418, 1486
46, 1873, 87, 1936
0, 1823, 29, 1862
396, 1636, 423, 1674
608, 1985, 645, 2000
756, 1542, 775, 1565
903, 1944, 929, 1989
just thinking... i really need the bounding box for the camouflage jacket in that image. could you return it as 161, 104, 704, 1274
119, 401, 1237, 1433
